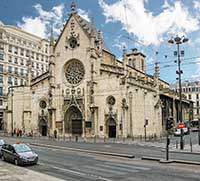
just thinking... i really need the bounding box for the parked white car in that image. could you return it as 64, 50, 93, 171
174, 127, 189, 136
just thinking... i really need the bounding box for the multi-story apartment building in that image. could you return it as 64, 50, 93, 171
171, 80, 199, 119
0, 25, 50, 131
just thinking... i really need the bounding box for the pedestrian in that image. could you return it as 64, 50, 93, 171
54, 129, 57, 139
19, 129, 22, 137
31, 129, 33, 137
16, 128, 19, 137
13, 128, 16, 136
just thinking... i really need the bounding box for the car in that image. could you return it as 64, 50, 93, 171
174, 128, 189, 136
174, 128, 181, 136
0, 139, 5, 157
1, 143, 38, 166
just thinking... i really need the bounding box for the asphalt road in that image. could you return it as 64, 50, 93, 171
1, 136, 200, 180
25, 146, 200, 181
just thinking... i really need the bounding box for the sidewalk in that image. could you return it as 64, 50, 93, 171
170, 143, 200, 154
0, 161, 64, 181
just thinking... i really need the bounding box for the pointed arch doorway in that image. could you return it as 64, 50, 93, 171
65, 106, 83, 136
39, 119, 48, 136
107, 118, 116, 138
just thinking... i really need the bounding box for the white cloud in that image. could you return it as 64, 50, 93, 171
193, 0, 200, 10
162, 0, 170, 9
18, 17, 47, 38
17, 3, 65, 38
0, 21, 4, 25
77, 8, 90, 22
192, 57, 200, 80
113, 35, 127, 49
99, 0, 199, 46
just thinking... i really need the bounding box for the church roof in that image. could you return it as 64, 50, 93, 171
54, 2, 110, 52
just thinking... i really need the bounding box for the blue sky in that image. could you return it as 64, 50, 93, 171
0, 0, 200, 84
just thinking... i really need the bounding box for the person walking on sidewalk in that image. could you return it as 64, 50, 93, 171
54, 129, 57, 139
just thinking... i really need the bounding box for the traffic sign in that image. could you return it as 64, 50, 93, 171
178, 122, 185, 129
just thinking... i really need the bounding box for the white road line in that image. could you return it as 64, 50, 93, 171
96, 164, 139, 173
104, 162, 150, 171
83, 165, 127, 175
39, 162, 113, 181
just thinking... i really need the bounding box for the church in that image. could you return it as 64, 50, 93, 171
6, 2, 171, 138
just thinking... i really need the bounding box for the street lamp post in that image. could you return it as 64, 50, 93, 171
168, 35, 189, 150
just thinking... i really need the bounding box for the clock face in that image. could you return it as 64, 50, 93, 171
65, 59, 85, 85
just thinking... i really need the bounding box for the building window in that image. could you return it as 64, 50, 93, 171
14, 57, 18, 64
197, 94, 199, 99
31, 51, 34, 59
197, 109, 199, 115
192, 87, 195, 92
0, 43, 4, 51
141, 59, 144, 71
0, 87, 3, 96
8, 45, 12, 53
0, 99, 3, 106
41, 55, 44, 62
20, 59, 24, 65
20, 49, 24, 56
197, 101, 199, 107
14, 47, 18, 54
20, 79, 23, 85
36, 63, 39, 69
0, 65, 3, 73
45, 44, 48, 54
8, 56, 12, 63
20, 68, 24, 76
188, 94, 191, 99
189, 88, 191, 92
14, 67, 18, 75
8, 66, 12, 73
183, 88, 185, 92
8, 76, 12, 84
196, 87, 199, 92
14, 78, 18, 85
26, 50, 30, 57
0, 75, 3, 83
32, 62, 34, 68
36, 54, 39, 60
0, 32, 2, 40
41, 64, 44, 71
0, 54, 3, 61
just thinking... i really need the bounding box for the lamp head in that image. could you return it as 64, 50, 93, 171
168, 39, 174, 44
182, 37, 189, 43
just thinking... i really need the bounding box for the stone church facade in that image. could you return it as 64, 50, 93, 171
6, 3, 165, 138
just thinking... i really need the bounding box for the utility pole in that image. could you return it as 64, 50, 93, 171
168, 35, 189, 150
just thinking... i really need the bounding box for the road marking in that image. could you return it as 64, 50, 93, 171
104, 162, 150, 171
40, 162, 113, 181
97, 164, 139, 173
83, 165, 127, 175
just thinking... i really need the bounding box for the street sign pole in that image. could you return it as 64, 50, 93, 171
166, 131, 169, 161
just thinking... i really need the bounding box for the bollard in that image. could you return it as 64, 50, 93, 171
190, 136, 193, 152
69, 136, 71, 142
75, 135, 78, 142
94, 135, 96, 143
104, 136, 106, 143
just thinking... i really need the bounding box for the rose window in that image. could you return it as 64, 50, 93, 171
65, 60, 85, 84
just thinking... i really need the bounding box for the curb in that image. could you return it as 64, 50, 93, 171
141, 156, 161, 161
30, 143, 135, 158
142, 156, 200, 165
